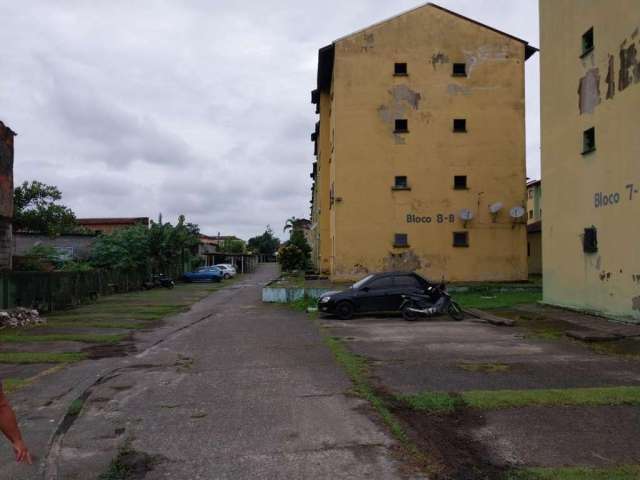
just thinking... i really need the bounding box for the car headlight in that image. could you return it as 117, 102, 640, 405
320, 296, 331, 303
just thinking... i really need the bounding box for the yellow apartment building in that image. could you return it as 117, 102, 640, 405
527, 179, 542, 275
540, 0, 640, 320
309, 3, 537, 282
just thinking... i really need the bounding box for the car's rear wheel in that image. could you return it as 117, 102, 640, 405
447, 302, 465, 321
336, 301, 354, 320
224, 273, 231, 279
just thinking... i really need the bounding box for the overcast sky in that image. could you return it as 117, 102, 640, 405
0, 0, 539, 241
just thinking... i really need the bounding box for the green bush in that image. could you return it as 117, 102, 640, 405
278, 244, 307, 272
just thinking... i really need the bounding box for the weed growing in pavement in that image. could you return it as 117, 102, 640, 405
289, 296, 319, 312
99, 443, 160, 480
505, 465, 640, 480
66, 398, 86, 417
400, 386, 640, 412
0, 352, 87, 364
322, 335, 415, 446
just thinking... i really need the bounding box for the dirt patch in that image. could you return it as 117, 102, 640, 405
82, 343, 137, 359
375, 387, 507, 479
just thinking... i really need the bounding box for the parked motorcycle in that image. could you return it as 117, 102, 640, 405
152, 273, 175, 289
399, 283, 464, 321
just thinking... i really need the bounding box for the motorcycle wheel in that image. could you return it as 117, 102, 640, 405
447, 302, 465, 321
402, 303, 420, 322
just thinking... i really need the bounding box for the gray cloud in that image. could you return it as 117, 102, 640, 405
0, 0, 539, 239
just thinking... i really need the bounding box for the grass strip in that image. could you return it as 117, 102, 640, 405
0, 333, 127, 344
47, 321, 148, 330
323, 336, 413, 445
455, 291, 542, 310
0, 352, 87, 364
401, 386, 640, 412
506, 465, 640, 480
2, 378, 27, 394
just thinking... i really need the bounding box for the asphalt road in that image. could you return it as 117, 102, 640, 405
10, 264, 416, 480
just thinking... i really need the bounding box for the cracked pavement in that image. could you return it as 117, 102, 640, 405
1, 264, 419, 479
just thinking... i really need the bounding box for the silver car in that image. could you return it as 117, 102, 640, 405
215, 264, 237, 279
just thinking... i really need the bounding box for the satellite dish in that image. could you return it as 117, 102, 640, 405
459, 208, 474, 221
489, 202, 503, 214
510, 206, 526, 219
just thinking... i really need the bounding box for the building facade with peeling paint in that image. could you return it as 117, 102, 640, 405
526, 179, 542, 275
540, 0, 640, 320
309, 3, 537, 282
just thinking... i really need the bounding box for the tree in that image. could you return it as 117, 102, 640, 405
14, 181, 77, 235
283, 216, 298, 233
221, 238, 246, 254
90, 215, 201, 273
289, 229, 311, 261
90, 224, 151, 272
279, 229, 311, 271
247, 226, 280, 255
278, 244, 306, 272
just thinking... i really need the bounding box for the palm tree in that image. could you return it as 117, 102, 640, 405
283, 216, 298, 233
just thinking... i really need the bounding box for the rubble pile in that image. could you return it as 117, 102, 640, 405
0, 308, 47, 329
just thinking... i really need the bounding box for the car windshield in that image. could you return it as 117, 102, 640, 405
352, 274, 374, 290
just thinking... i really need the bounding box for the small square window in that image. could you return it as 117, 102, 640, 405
583, 127, 596, 154
583, 226, 598, 253
394, 233, 409, 247
453, 232, 469, 247
453, 118, 467, 132
395, 119, 409, 133
394, 63, 408, 76
394, 176, 408, 189
454, 175, 468, 190
452, 63, 467, 76
582, 28, 594, 56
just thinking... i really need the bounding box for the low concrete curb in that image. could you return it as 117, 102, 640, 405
464, 308, 515, 327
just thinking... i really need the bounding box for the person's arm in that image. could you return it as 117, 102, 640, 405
0, 384, 32, 464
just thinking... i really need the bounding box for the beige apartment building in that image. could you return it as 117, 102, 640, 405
540, 0, 640, 320
310, 3, 537, 282
527, 179, 542, 275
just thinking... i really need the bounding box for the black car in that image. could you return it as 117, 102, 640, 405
318, 271, 433, 320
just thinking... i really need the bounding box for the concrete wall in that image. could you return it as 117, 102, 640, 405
540, 0, 640, 320
14, 233, 96, 260
0, 122, 15, 271
315, 4, 531, 282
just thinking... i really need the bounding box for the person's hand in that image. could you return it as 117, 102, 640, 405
12, 439, 32, 464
